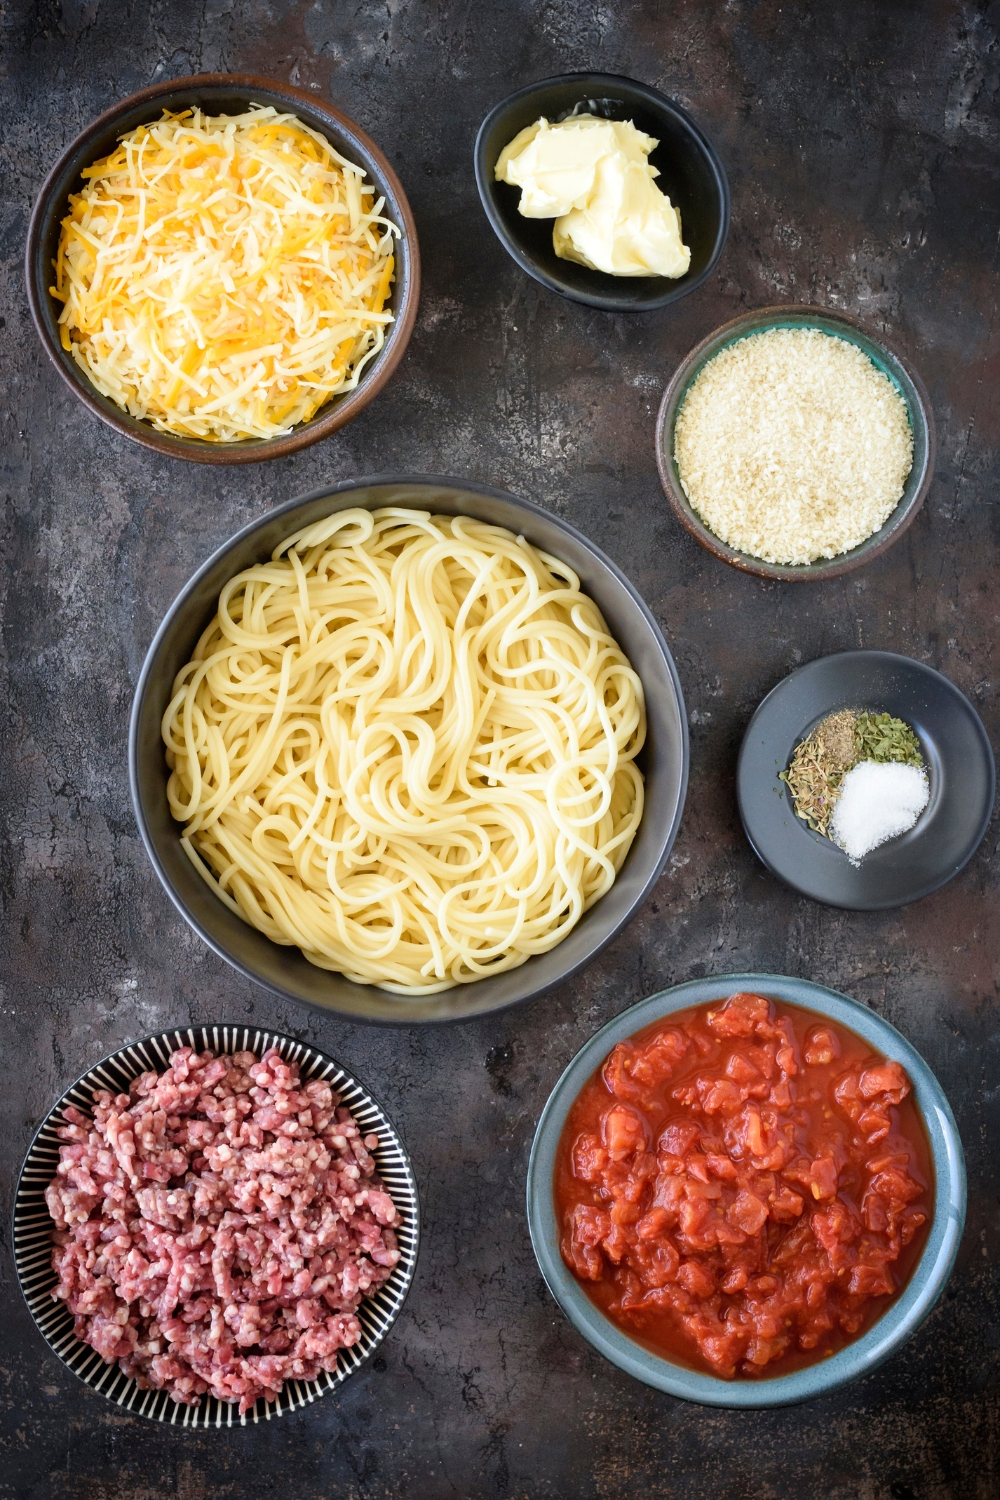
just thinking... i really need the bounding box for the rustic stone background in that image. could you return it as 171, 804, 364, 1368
2, 1, 998, 1496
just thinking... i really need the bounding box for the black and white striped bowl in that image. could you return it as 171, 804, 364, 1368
13, 1025, 420, 1427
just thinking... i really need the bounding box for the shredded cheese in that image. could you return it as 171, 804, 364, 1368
51, 106, 400, 442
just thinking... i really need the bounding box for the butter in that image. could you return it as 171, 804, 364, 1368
494, 115, 691, 279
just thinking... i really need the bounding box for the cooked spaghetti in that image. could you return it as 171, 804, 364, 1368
52, 106, 398, 441
162, 508, 646, 994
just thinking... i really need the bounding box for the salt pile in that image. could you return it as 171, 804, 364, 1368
830, 760, 930, 864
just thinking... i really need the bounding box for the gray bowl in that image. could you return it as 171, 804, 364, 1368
129, 476, 689, 1024
737, 651, 996, 909
527, 974, 966, 1407
655, 305, 936, 581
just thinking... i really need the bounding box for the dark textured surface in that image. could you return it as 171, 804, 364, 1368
2, 1, 998, 1496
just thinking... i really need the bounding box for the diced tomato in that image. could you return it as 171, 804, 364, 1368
631, 1238, 680, 1288
704, 1154, 739, 1181
570, 1204, 611, 1247
769, 1185, 805, 1222
678, 1195, 712, 1239
860, 1062, 909, 1101
727, 1189, 769, 1235
849, 1263, 895, 1297
636, 1030, 690, 1082
562, 1235, 603, 1281
706, 993, 771, 1037
806, 1155, 840, 1201
775, 1045, 798, 1076
555, 995, 931, 1381
572, 1132, 608, 1182
658, 1120, 700, 1157
677, 1259, 716, 1297
603, 1031, 690, 1103
805, 1027, 841, 1066
698, 1078, 743, 1115
636, 1207, 671, 1240
603, 1106, 647, 1161
603, 1043, 645, 1102
725, 1052, 761, 1086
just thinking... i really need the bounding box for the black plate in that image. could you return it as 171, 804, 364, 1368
474, 72, 730, 313
737, 651, 995, 910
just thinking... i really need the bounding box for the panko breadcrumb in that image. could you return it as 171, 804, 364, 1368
674, 327, 914, 565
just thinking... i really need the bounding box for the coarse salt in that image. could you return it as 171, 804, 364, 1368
830, 759, 929, 863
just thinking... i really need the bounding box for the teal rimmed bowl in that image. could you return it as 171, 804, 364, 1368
526, 973, 965, 1408
654, 306, 935, 581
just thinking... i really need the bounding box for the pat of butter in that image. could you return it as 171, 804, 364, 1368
494, 115, 691, 279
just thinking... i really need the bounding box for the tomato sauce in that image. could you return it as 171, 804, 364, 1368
554, 993, 932, 1379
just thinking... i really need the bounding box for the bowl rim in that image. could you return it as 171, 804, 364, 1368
24, 72, 421, 465
526, 972, 966, 1408
128, 472, 690, 1025
473, 70, 731, 312
12, 1022, 421, 1426
654, 303, 937, 580
736, 648, 997, 910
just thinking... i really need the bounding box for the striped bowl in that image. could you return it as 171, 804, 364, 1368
13, 1025, 420, 1427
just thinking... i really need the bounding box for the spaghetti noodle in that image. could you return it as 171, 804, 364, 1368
162, 508, 646, 994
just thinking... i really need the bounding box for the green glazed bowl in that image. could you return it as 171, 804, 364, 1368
654, 305, 935, 581
526, 973, 965, 1408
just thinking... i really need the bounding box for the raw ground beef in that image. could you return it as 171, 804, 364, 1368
44, 1046, 401, 1413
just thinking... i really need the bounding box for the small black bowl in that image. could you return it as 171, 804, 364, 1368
474, 73, 729, 312
13, 1024, 420, 1426
129, 475, 689, 1025
25, 74, 420, 465
737, 651, 995, 909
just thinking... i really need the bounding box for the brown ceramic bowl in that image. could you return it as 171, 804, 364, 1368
655, 305, 935, 582
25, 74, 420, 465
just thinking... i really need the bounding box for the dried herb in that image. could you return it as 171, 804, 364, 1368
853, 711, 924, 769
779, 710, 857, 835
779, 707, 923, 837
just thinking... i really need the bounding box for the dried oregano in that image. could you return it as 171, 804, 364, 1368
853, 711, 924, 768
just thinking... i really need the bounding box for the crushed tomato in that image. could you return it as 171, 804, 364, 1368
555, 993, 932, 1379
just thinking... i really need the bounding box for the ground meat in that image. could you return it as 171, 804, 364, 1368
44, 1047, 401, 1413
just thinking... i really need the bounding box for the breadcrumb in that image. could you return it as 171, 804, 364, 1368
674, 327, 913, 565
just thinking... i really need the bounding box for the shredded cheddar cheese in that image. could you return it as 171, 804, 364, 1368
51, 106, 400, 442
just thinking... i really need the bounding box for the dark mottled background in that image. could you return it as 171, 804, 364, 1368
2, 1, 999, 1496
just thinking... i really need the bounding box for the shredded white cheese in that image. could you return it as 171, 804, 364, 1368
674, 327, 914, 565
52, 106, 400, 441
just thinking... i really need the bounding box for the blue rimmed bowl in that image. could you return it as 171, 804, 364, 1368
526, 973, 965, 1408
13, 1025, 420, 1427
654, 305, 935, 581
